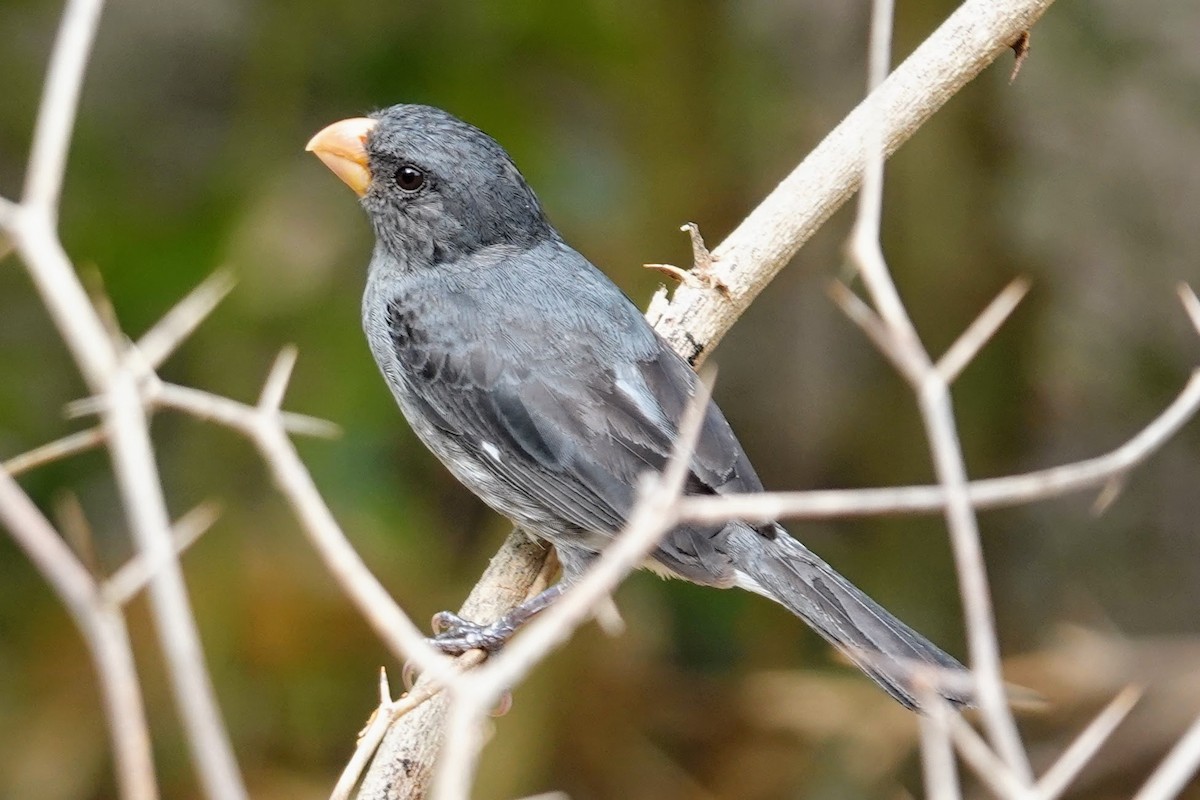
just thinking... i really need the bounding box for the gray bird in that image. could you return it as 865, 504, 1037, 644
307, 104, 971, 710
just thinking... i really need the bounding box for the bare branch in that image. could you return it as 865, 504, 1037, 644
937, 277, 1032, 384
677, 368, 1200, 525
1179, 283, 1200, 337
828, 280, 920, 378
848, 0, 1030, 777
4, 426, 106, 475
103, 501, 222, 606
259, 346, 299, 413
157, 382, 340, 439
154, 379, 448, 679
1035, 686, 1141, 800
648, 0, 1057, 365
944, 710, 1031, 799
0, 467, 157, 800
7, 0, 250, 792
919, 702, 961, 800
1133, 711, 1200, 800
21, 0, 105, 222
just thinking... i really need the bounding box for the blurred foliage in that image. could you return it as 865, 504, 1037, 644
2, 0, 1199, 798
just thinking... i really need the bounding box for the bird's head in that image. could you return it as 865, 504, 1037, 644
307, 104, 552, 266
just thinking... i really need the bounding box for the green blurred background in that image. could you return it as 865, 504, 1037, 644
2, 1, 1199, 798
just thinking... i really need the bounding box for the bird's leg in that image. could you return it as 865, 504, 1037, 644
428, 582, 566, 655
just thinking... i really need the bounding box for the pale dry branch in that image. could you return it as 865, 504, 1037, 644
827, 280, 918, 376
21, 0, 104, 222
1034, 686, 1141, 800
0, 467, 157, 800
647, 0, 1056, 365
1179, 283, 1200, 337
154, 367, 449, 680
102, 501, 223, 607
1132, 712, 1200, 800
135, 270, 237, 370
937, 277, 1032, 384
849, 0, 1030, 778
4, 0, 249, 794
154, 382, 340, 439
677, 368, 1200, 524
4, 426, 106, 475
945, 709, 1031, 798
919, 700, 962, 800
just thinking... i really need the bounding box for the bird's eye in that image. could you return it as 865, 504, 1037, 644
395, 165, 426, 192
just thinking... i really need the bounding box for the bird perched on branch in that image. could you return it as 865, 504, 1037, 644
307, 104, 971, 710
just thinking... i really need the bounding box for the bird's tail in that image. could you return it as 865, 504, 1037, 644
729, 525, 973, 711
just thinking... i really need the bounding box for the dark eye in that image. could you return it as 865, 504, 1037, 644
395, 165, 426, 192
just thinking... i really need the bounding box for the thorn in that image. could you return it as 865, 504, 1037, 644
259, 346, 299, 412
643, 223, 730, 296
1178, 283, 1200, 337
592, 595, 625, 636
1091, 476, 1126, 516
3, 426, 106, 476
137, 269, 237, 369
65, 394, 106, 419
1010, 30, 1031, 83
279, 411, 342, 439
102, 500, 223, 606
490, 690, 514, 718
402, 660, 419, 691
937, 276, 1031, 384
379, 666, 393, 704
79, 261, 124, 350
644, 262, 696, 285
54, 489, 100, 578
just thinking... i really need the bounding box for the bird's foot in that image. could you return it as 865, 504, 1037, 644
427, 610, 519, 655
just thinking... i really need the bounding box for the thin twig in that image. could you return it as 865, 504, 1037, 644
827, 280, 917, 376
21, 0, 105, 223
155, 382, 340, 439
1179, 283, 1200, 336
919, 704, 961, 800
677, 369, 1200, 525
155, 370, 448, 679
4, 427, 106, 475
8, 0, 249, 793
136, 270, 237, 370
103, 502, 223, 606
937, 277, 1032, 384
1132, 711, 1200, 800
0, 467, 157, 800
1035, 686, 1142, 800
850, 0, 1031, 777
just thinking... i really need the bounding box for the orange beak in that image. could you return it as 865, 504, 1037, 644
306, 117, 378, 197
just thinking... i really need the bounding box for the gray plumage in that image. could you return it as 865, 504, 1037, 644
347, 104, 970, 710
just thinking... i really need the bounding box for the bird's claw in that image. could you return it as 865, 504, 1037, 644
427, 610, 515, 655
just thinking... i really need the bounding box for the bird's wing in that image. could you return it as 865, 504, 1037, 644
385, 276, 766, 583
